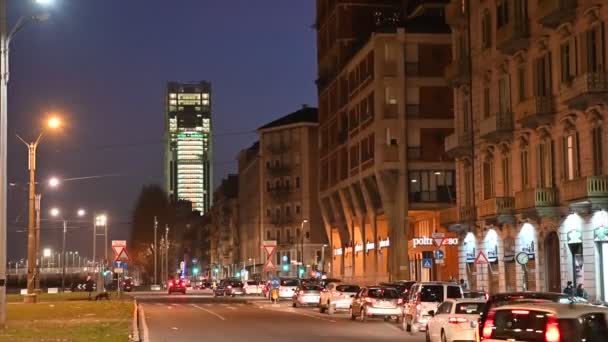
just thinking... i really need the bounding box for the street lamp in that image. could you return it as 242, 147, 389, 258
51, 207, 85, 292
300, 219, 308, 278
48, 177, 60, 188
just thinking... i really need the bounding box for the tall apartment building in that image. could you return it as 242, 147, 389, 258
237, 142, 262, 277
443, 0, 608, 300
208, 175, 239, 278
258, 107, 327, 278
164, 81, 213, 214
316, 0, 457, 283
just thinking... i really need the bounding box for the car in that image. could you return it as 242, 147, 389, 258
122, 278, 133, 292
225, 280, 245, 296
317, 278, 341, 288
168, 278, 187, 294
213, 279, 235, 297
278, 278, 300, 298
244, 280, 263, 295
425, 298, 486, 342
292, 284, 322, 307
319, 283, 360, 314
463, 290, 488, 300
381, 281, 416, 297
481, 302, 608, 341
477, 291, 589, 338
350, 286, 403, 322
403, 282, 464, 332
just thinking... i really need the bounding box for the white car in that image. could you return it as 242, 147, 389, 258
403, 282, 464, 332
425, 298, 486, 342
244, 281, 263, 295
278, 278, 299, 298
319, 283, 360, 314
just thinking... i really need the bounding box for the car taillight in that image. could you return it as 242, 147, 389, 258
397, 298, 404, 305
364, 297, 374, 304
168, 281, 173, 286
511, 310, 529, 315
545, 316, 560, 342
299, 290, 304, 295
482, 311, 495, 339
227, 285, 232, 289
448, 317, 468, 324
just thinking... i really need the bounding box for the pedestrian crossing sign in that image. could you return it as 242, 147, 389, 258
422, 258, 433, 269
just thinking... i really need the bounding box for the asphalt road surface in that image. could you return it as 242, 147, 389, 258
134, 292, 426, 342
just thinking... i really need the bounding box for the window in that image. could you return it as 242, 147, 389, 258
409, 170, 455, 202
483, 158, 495, 199
447, 286, 462, 299
534, 53, 552, 97
593, 126, 603, 175
295, 204, 301, 215
420, 285, 444, 302
295, 177, 300, 189
305, 231, 310, 239
266, 230, 271, 240
483, 87, 491, 119
275, 208, 280, 218
496, 1, 509, 29
436, 302, 452, 315
464, 165, 473, 205
586, 26, 605, 73
517, 66, 526, 102
563, 134, 579, 181
521, 147, 530, 188
284, 178, 291, 189
266, 208, 271, 217
537, 139, 553, 187
295, 228, 300, 238
463, 93, 471, 132
266, 161, 271, 169
285, 206, 291, 217
560, 40, 575, 83
276, 230, 281, 243
489, 310, 550, 341
498, 78, 511, 114
286, 229, 291, 241
501, 155, 511, 196
455, 302, 485, 314
266, 181, 271, 192
481, 10, 492, 49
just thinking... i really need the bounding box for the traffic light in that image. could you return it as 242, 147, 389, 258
282, 264, 289, 272
236, 271, 241, 277
193, 267, 199, 275
298, 267, 305, 277
214, 267, 219, 274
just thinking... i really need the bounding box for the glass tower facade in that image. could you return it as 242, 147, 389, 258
165, 81, 212, 214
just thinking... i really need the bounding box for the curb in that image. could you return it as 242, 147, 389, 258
138, 303, 150, 342
130, 299, 140, 342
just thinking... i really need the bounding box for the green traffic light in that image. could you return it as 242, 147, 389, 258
214, 267, 219, 273
282, 264, 289, 272
193, 268, 199, 275
236, 272, 241, 277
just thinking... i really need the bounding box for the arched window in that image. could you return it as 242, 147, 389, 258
519, 138, 530, 189
561, 119, 579, 181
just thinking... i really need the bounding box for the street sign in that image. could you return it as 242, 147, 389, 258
112, 240, 127, 256
114, 248, 130, 262
114, 268, 124, 274
263, 241, 277, 271
432, 232, 445, 248
434, 249, 445, 260
422, 258, 433, 269
474, 251, 489, 265
263, 258, 276, 271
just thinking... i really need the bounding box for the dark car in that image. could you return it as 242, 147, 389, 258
478, 291, 589, 337
122, 278, 133, 292
225, 280, 245, 297
380, 281, 415, 298
168, 278, 187, 294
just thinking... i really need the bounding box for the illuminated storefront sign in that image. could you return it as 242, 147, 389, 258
412, 236, 459, 248
365, 241, 375, 253
334, 248, 343, 256
378, 237, 390, 249
354, 244, 363, 253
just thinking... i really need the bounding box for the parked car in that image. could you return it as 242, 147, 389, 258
168, 278, 187, 295
292, 285, 322, 307
425, 298, 486, 342
403, 282, 464, 332
278, 278, 300, 298
463, 290, 488, 300
350, 286, 403, 322
481, 302, 608, 341
244, 280, 263, 295
319, 283, 360, 314
477, 291, 589, 338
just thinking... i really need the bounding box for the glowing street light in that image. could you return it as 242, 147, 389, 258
77, 209, 86, 217
50, 208, 60, 217
47, 117, 61, 129
95, 214, 107, 226
35, 0, 54, 5
43, 248, 51, 258
48, 177, 60, 187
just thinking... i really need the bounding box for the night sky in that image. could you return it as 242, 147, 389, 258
6, 0, 316, 260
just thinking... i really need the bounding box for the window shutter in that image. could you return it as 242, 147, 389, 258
575, 132, 581, 178
545, 53, 553, 96
579, 32, 588, 74
536, 144, 543, 187
569, 38, 577, 78
599, 24, 605, 71
561, 137, 567, 181
533, 58, 540, 96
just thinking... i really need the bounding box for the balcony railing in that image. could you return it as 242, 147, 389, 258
445, 0, 467, 28
496, 14, 529, 55
515, 187, 557, 210
537, 0, 577, 28
269, 185, 291, 199
561, 176, 608, 202
445, 133, 472, 157
561, 72, 608, 110
479, 112, 514, 142
515, 96, 556, 128
444, 57, 470, 87
479, 197, 514, 217
439, 206, 476, 225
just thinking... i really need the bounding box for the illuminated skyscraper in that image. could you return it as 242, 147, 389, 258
165, 81, 212, 214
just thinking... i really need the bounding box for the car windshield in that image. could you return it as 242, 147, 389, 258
368, 288, 399, 299
336, 285, 360, 293
420, 285, 444, 302
454, 302, 485, 314
281, 279, 299, 287
301, 285, 321, 291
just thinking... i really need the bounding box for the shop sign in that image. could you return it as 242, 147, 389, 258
594, 225, 608, 242
567, 229, 583, 244
412, 236, 459, 248
354, 243, 364, 254
333, 248, 343, 256
378, 237, 390, 249
344, 246, 353, 255
365, 241, 375, 253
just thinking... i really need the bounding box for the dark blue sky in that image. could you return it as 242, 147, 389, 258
7, 0, 316, 259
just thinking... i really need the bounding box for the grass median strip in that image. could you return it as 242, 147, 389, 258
0, 298, 133, 341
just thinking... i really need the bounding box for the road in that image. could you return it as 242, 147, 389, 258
134, 292, 426, 342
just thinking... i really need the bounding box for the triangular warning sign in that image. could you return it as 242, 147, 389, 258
433, 238, 445, 248
114, 248, 130, 262
263, 258, 276, 271
474, 251, 489, 265
263, 245, 276, 257
112, 246, 123, 256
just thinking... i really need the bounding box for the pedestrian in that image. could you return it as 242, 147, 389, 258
85, 275, 94, 300
459, 279, 467, 290
575, 283, 588, 299
563, 281, 574, 296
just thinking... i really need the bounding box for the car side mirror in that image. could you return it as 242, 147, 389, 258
428, 310, 435, 317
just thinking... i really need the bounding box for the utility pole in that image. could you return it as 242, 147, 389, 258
25, 141, 37, 300
34, 194, 41, 292
165, 225, 169, 280
160, 237, 164, 282
93, 213, 96, 267
0, 0, 8, 325
61, 220, 66, 292
154, 216, 158, 285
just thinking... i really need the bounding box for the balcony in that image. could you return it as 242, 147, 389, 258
444, 57, 470, 87
515, 96, 556, 129
537, 0, 577, 28
561, 176, 608, 209
561, 72, 608, 110
479, 197, 515, 223
267, 163, 291, 176
384, 103, 399, 119
268, 142, 289, 154
445, 133, 472, 157
479, 112, 513, 143
439, 206, 476, 226
514, 187, 558, 216
445, 0, 467, 28
496, 16, 529, 55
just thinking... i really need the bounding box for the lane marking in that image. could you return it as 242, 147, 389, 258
262, 306, 336, 323
191, 304, 227, 321
138, 304, 150, 342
